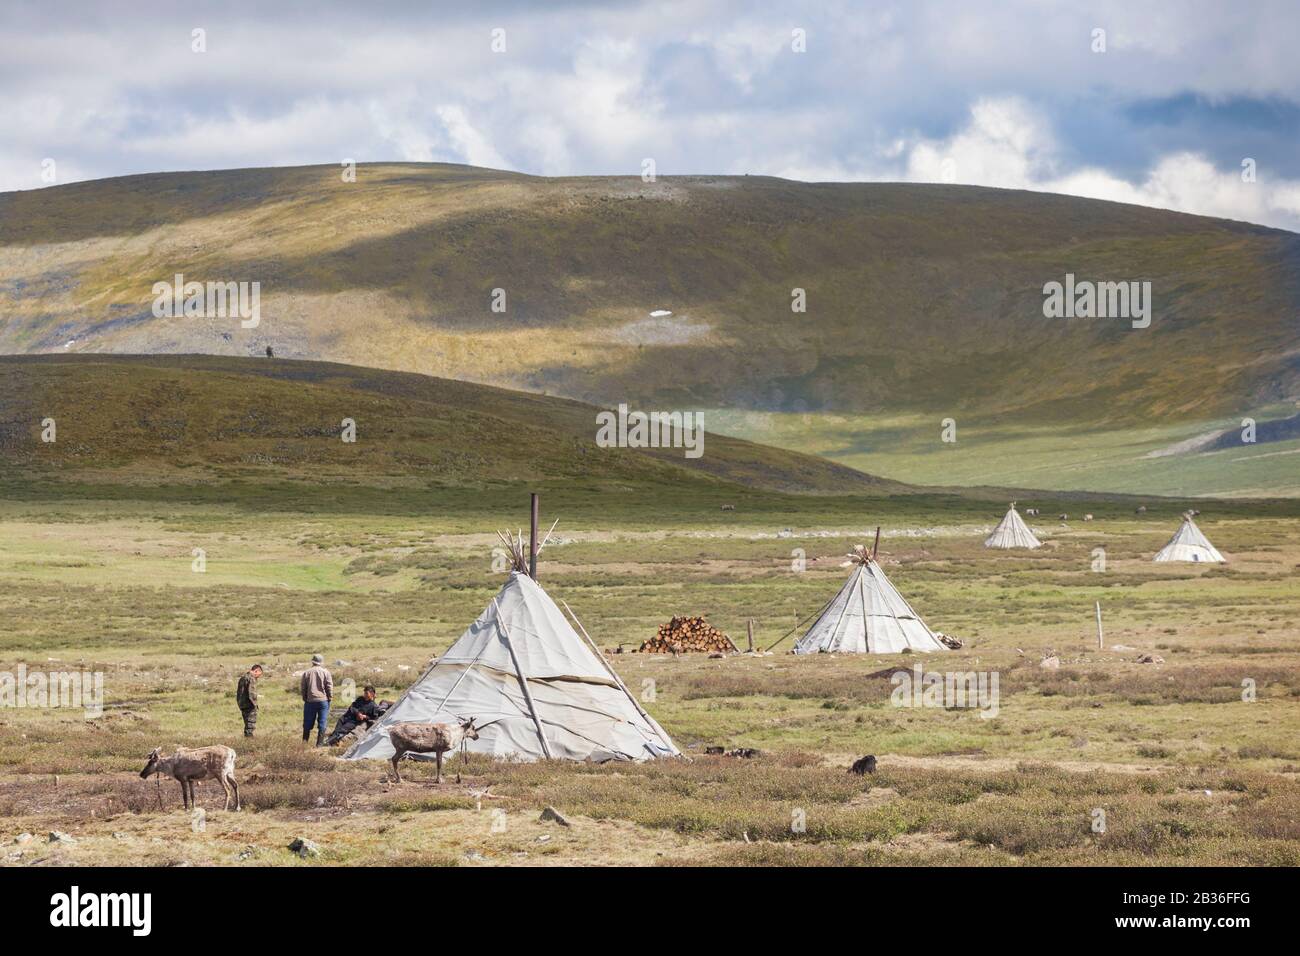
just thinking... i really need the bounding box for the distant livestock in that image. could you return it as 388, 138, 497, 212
1025, 508, 1039, 516
1083, 513, 1094, 521
1136, 505, 1147, 514
386, 718, 479, 784
721, 504, 735, 512
140, 745, 240, 811
1058, 513, 1069, 521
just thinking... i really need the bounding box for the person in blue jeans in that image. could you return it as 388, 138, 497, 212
300, 654, 333, 746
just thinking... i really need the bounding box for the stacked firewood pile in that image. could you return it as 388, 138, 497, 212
639, 615, 737, 654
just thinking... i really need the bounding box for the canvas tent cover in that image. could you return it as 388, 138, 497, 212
1153, 516, 1225, 563
794, 558, 947, 654
984, 503, 1042, 549
344, 572, 678, 764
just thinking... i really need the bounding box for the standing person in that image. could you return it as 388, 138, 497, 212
236, 663, 263, 737
300, 654, 333, 746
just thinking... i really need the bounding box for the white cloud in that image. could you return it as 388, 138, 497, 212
435, 105, 508, 170
0, 2, 1298, 231
899, 97, 1300, 230
905, 98, 1059, 188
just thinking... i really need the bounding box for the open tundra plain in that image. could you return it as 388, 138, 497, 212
1, 357, 1298, 867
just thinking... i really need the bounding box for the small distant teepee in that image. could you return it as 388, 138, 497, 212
984, 502, 1042, 549
794, 538, 947, 655
1153, 513, 1225, 563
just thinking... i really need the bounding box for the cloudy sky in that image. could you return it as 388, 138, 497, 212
3, 0, 1299, 230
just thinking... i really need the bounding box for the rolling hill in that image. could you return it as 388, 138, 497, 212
2, 164, 1298, 494
0, 354, 899, 495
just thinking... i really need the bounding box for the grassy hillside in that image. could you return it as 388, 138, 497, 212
2, 163, 1297, 493
711, 405, 1300, 498
0, 354, 905, 496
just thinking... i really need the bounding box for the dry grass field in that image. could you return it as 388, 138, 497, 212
2, 489, 1298, 867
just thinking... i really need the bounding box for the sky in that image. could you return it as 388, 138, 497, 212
3, 0, 1299, 231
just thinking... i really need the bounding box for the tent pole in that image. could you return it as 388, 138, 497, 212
823, 565, 857, 652
529, 493, 539, 579
492, 597, 553, 759
428, 640, 488, 719
762, 593, 835, 652
561, 599, 677, 754
857, 561, 873, 653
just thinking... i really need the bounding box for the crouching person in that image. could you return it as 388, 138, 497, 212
325, 685, 381, 746
301, 654, 332, 746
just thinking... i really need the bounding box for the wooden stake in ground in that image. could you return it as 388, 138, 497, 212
1095, 601, 1104, 650
746, 619, 755, 652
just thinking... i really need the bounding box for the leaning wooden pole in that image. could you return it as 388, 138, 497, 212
871, 526, 881, 559
492, 597, 552, 759
1095, 601, 1104, 650
561, 599, 677, 755
529, 493, 539, 579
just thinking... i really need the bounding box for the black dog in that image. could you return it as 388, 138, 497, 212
849, 755, 877, 775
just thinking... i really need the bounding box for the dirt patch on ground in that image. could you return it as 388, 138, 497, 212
847, 786, 899, 807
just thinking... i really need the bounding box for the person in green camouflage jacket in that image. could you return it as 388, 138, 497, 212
236, 664, 264, 737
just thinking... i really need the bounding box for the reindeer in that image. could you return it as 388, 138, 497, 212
140, 745, 239, 811
1083, 513, 1094, 521
1058, 513, 1069, 521
386, 718, 479, 784
1025, 508, 1039, 517
1135, 505, 1147, 514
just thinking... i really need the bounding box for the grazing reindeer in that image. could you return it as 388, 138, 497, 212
1135, 505, 1147, 514
1025, 508, 1039, 517
386, 718, 479, 784
140, 746, 239, 811
1058, 513, 1069, 521
1083, 513, 1094, 521
721, 504, 735, 512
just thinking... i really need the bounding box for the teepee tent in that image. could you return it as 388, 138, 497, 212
1153, 513, 1225, 563
984, 502, 1042, 549
344, 568, 678, 764
794, 543, 947, 654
